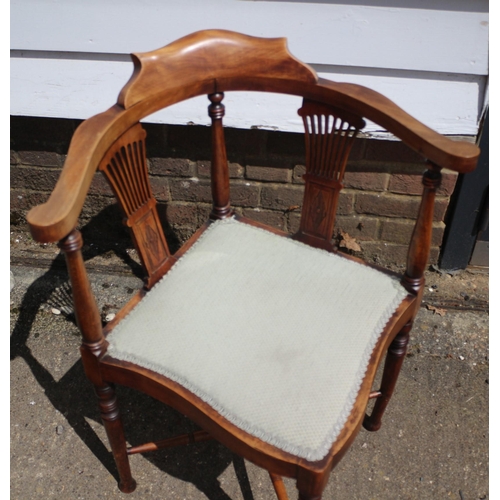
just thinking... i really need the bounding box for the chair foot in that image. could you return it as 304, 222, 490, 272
95, 383, 136, 493
298, 493, 322, 500
363, 413, 382, 432
118, 479, 137, 494
363, 321, 412, 432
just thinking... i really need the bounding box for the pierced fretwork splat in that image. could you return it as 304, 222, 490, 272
295, 99, 365, 250
98, 123, 171, 288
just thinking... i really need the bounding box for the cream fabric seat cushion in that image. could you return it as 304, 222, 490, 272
107, 218, 407, 461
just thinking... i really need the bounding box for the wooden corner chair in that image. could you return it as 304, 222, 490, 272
27, 30, 479, 499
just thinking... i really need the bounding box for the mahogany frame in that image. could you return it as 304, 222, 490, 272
27, 30, 479, 500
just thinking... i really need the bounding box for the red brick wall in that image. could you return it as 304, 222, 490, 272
10, 117, 459, 267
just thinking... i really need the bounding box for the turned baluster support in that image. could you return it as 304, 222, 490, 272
402, 162, 442, 297
58, 230, 107, 369
58, 230, 136, 493
208, 92, 232, 219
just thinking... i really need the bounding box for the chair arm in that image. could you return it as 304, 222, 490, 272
27, 106, 128, 243
317, 79, 480, 173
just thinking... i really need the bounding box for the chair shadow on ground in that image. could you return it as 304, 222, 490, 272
10, 204, 256, 500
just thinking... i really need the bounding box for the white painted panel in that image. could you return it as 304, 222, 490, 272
11, 0, 488, 75
11, 57, 484, 136
10, 57, 132, 120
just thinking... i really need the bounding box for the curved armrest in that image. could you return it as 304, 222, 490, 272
317, 79, 479, 173
27, 106, 125, 243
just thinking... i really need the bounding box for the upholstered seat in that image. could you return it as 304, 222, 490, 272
107, 217, 407, 461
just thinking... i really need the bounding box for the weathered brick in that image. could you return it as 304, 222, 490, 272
80, 195, 117, 224
196, 161, 211, 178
149, 158, 195, 177
242, 208, 285, 230
356, 241, 409, 267
10, 189, 48, 213
17, 151, 63, 168
343, 171, 389, 191
337, 191, 354, 215
166, 203, 198, 227
388, 174, 422, 195
432, 198, 450, 222
10, 189, 49, 227
170, 178, 211, 203
89, 172, 114, 197
356, 192, 450, 222
344, 160, 427, 176
334, 215, 379, 241
246, 165, 291, 183
355, 192, 420, 219
364, 139, 425, 164
150, 177, 171, 202
388, 172, 458, 196
380, 219, 445, 246
428, 246, 440, 265
290, 190, 353, 216
162, 202, 211, 237
196, 203, 212, 222
287, 211, 301, 233
360, 241, 439, 266
439, 172, 459, 196
388, 171, 458, 196
197, 161, 244, 179
230, 181, 260, 207
260, 184, 304, 211
169, 226, 197, 246
293, 165, 306, 184
10, 166, 60, 192
170, 178, 260, 207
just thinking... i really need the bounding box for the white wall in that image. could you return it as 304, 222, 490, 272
11, 0, 489, 137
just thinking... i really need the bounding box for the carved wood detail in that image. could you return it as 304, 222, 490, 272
118, 30, 317, 109
98, 123, 171, 288
295, 99, 365, 249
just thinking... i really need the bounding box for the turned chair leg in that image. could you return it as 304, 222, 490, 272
363, 321, 412, 432
95, 383, 137, 493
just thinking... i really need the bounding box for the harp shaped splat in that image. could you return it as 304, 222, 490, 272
98, 124, 171, 288
296, 99, 365, 250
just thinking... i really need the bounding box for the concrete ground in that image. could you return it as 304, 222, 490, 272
10, 239, 488, 499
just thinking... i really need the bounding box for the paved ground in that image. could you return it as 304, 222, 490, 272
10, 240, 489, 499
